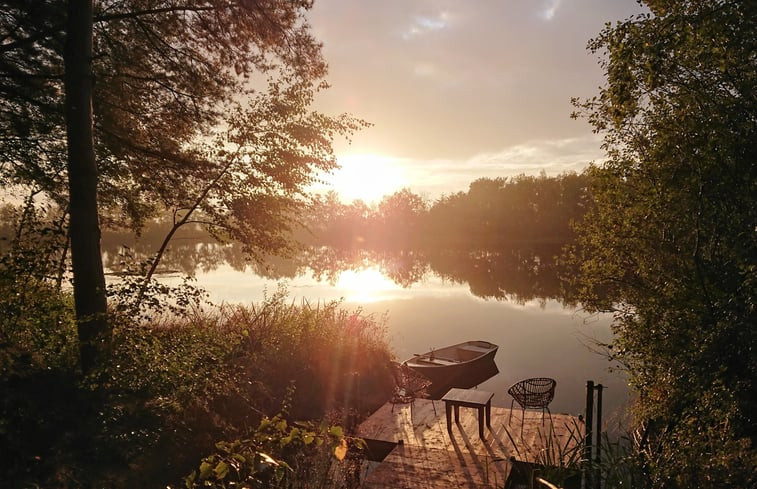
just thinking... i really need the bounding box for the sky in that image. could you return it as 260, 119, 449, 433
307, 0, 645, 203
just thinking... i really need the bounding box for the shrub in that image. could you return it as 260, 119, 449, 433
1, 280, 393, 487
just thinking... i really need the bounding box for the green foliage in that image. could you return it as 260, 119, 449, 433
216, 287, 395, 420
502, 420, 644, 489
106, 251, 210, 322
426, 174, 590, 249
93, 290, 392, 485
184, 414, 365, 489
0, 279, 392, 487
0, 204, 77, 371
596, 432, 642, 489
502, 420, 584, 489
1, 2, 369, 371
571, 1, 757, 486
0, 0, 346, 223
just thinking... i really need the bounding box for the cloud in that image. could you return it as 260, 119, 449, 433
402, 11, 451, 40
395, 135, 606, 197
465, 136, 605, 173
309, 1, 643, 168
540, 0, 562, 21
316, 135, 606, 202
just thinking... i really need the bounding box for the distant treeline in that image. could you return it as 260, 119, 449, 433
0, 173, 591, 303
308, 172, 591, 250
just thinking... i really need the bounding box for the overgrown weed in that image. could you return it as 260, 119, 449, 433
1, 280, 393, 487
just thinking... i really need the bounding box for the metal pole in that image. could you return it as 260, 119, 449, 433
594, 384, 603, 489
584, 380, 594, 489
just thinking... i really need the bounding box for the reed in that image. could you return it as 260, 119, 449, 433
1, 284, 393, 488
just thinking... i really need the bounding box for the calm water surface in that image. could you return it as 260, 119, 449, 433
179, 262, 632, 425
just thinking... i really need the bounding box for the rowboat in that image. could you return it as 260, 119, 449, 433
404, 340, 498, 386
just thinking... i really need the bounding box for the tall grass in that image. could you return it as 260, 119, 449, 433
500, 418, 641, 489
501, 419, 583, 489
1, 283, 394, 488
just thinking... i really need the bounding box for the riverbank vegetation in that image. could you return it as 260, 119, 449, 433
1, 266, 392, 487
570, 1, 757, 487
2, 220, 392, 486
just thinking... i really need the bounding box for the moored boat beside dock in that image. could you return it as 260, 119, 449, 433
404, 340, 498, 386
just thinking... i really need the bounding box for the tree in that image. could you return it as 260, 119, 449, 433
64, 0, 108, 374
376, 188, 429, 249
571, 1, 757, 486
0, 1, 365, 372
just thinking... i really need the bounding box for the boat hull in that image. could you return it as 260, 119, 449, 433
404, 340, 499, 392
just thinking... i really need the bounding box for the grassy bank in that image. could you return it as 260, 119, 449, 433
0, 283, 394, 487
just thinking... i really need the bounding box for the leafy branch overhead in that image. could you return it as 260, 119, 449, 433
1, 0, 368, 370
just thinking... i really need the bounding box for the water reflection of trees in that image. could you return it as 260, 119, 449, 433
427, 247, 565, 304
299, 246, 567, 304
102, 223, 570, 304
101, 174, 587, 304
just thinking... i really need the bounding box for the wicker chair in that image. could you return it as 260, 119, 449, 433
390, 361, 436, 414
507, 377, 556, 432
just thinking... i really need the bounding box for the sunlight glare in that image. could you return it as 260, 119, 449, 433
335, 268, 401, 303
328, 154, 407, 204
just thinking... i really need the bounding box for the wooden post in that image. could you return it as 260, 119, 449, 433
594, 384, 603, 489
584, 380, 594, 489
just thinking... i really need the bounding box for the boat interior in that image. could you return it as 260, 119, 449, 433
410, 342, 495, 365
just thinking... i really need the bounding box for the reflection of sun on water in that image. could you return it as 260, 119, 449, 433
336, 268, 401, 303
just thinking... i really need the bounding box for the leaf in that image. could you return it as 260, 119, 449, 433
255, 451, 280, 472
198, 461, 214, 480
334, 438, 348, 460
329, 425, 344, 438
185, 470, 196, 488
214, 461, 229, 479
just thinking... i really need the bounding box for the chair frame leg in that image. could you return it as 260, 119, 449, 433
520, 406, 525, 436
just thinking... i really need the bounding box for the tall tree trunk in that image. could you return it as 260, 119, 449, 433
64, 0, 109, 374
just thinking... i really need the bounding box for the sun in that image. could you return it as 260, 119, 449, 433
327, 153, 407, 204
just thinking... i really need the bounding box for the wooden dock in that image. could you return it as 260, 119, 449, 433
357, 399, 584, 488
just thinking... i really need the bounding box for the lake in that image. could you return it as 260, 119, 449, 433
158, 255, 632, 428
102, 223, 630, 427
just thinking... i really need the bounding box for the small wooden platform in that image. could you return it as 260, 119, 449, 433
357, 399, 584, 488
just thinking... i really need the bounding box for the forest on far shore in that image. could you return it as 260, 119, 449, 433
309, 172, 591, 250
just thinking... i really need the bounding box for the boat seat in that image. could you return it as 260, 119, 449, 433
415, 357, 458, 366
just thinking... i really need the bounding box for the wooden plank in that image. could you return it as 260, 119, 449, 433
357, 399, 585, 488
361, 445, 509, 489
358, 400, 583, 460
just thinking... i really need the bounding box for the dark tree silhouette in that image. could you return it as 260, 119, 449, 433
0, 1, 365, 372
572, 1, 757, 485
